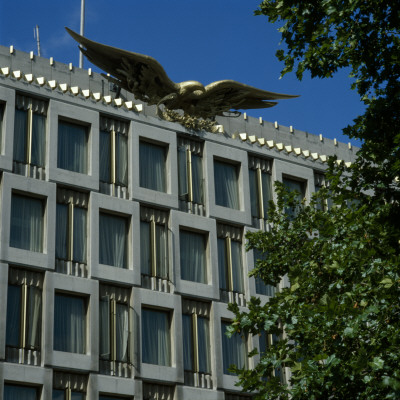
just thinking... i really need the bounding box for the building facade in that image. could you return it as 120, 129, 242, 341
0, 45, 357, 400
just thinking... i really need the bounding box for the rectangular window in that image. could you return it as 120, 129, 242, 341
282, 177, 306, 218
99, 213, 128, 268
142, 308, 171, 366
53, 372, 87, 400
221, 320, 247, 375
140, 207, 169, 290
314, 173, 333, 211
56, 189, 88, 265
0, 102, 4, 152
217, 225, 244, 304
180, 230, 207, 284
99, 285, 131, 377
54, 294, 86, 354
214, 160, 240, 209
253, 249, 276, 297
4, 384, 39, 400
259, 331, 282, 380
57, 120, 88, 173
10, 194, 44, 252
100, 117, 128, 187
6, 268, 42, 364
182, 300, 211, 380
249, 156, 272, 226
139, 141, 166, 192
13, 94, 47, 170
178, 138, 204, 207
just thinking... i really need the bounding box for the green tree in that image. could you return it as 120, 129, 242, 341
227, 1, 400, 398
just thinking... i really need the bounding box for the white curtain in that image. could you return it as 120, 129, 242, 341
100, 130, 111, 183
231, 241, 244, 293
99, 214, 127, 268
4, 384, 38, 400
180, 230, 206, 283
139, 142, 166, 192
99, 296, 110, 359
182, 314, 193, 371
156, 224, 168, 279
142, 309, 170, 366
56, 204, 68, 260
222, 321, 247, 375
31, 113, 45, 167
54, 294, 86, 353
198, 316, 211, 373
57, 122, 87, 173
249, 169, 259, 218
192, 154, 203, 204
140, 221, 151, 275
26, 286, 42, 349
10, 195, 43, 252
6, 285, 21, 347
73, 207, 87, 263
116, 303, 129, 362
13, 109, 27, 163
116, 132, 128, 186
214, 161, 239, 209
217, 238, 228, 290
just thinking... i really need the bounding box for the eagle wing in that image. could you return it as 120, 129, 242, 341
66, 28, 178, 104
195, 80, 299, 118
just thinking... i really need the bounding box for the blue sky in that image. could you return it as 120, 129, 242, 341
0, 0, 364, 145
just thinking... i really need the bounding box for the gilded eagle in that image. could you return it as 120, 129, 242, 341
66, 28, 298, 119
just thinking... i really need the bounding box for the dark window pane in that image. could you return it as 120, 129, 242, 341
4, 384, 38, 400
6, 285, 21, 347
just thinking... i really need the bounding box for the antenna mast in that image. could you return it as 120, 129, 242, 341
79, 0, 85, 68
34, 25, 41, 57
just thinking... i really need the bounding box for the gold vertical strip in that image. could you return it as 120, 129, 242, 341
257, 168, 264, 219
187, 149, 193, 202
111, 129, 116, 184
151, 220, 157, 277
20, 284, 27, 349
192, 313, 199, 372
226, 237, 233, 292
68, 203, 74, 261
67, 386, 71, 400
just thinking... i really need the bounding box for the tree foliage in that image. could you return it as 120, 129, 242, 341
227, 1, 400, 398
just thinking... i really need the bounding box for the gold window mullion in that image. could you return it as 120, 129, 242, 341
186, 149, 193, 202
20, 283, 28, 350
226, 237, 233, 292
111, 128, 116, 185
151, 219, 157, 277
68, 203, 74, 261
66, 385, 72, 400
192, 313, 199, 372
257, 168, 264, 219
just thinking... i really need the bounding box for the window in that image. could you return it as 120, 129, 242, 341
142, 308, 171, 366
13, 94, 47, 171
253, 249, 276, 297
259, 331, 282, 380
221, 320, 247, 375
217, 225, 244, 304
182, 299, 211, 384
249, 156, 272, 227
282, 177, 306, 218
54, 294, 86, 354
214, 160, 240, 209
99, 285, 131, 377
99, 213, 128, 268
140, 207, 169, 290
0, 102, 4, 152
6, 268, 42, 365
178, 138, 204, 208
314, 173, 333, 211
53, 372, 87, 400
139, 141, 166, 192
100, 117, 128, 188
10, 194, 44, 252
57, 120, 88, 173
56, 189, 88, 266
4, 384, 39, 400
180, 230, 207, 284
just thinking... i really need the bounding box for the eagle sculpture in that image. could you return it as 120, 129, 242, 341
66, 28, 298, 128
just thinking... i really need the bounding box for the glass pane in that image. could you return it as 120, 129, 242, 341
100, 130, 111, 183
217, 238, 228, 290
231, 241, 243, 293
99, 297, 110, 360
73, 207, 87, 263
0, 103, 4, 153
249, 169, 259, 218
116, 303, 129, 362
31, 113, 46, 167
221, 321, 247, 375
116, 132, 128, 186
192, 153, 203, 204
214, 161, 240, 209
10, 194, 43, 252
54, 294, 86, 353
71, 391, 84, 400
283, 177, 305, 218
140, 221, 151, 275
142, 308, 170, 366
177, 146, 188, 200
180, 230, 206, 283
6, 284, 21, 347
26, 286, 42, 349
57, 121, 88, 173
261, 172, 272, 216
198, 317, 211, 373
13, 109, 27, 163
182, 314, 194, 371
52, 389, 65, 400
254, 249, 275, 297
139, 141, 166, 192
56, 204, 68, 260
99, 213, 127, 268
4, 384, 38, 400
156, 224, 168, 279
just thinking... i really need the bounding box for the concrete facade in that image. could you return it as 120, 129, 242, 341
0, 45, 357, 400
